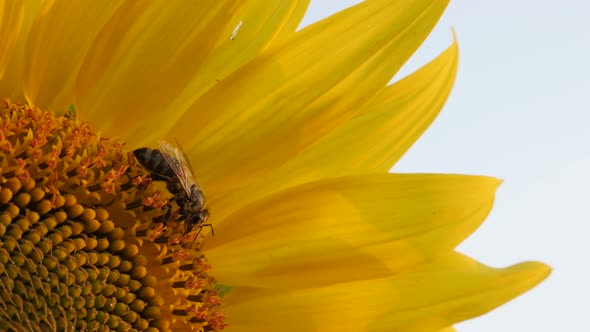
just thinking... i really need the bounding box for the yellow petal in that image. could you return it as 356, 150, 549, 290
172, 0, 451, 194
205, 173, 500, 289
223, 253, 551, 332
75, 1, 309, 146
0, 0, 23, 80
23, 0, 123, 112
299, 39, 459, 173
0, 0, 41, 101
438, 328, 456, 332
213, 39, 458, 210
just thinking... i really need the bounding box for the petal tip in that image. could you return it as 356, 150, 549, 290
513, 261, 552, 285
496, 261, 552, 302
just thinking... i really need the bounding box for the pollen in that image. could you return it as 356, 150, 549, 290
0, 101, 226, 331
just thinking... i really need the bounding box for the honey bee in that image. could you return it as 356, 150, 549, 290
133, 141, 212, 239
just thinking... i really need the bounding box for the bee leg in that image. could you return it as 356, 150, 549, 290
182, 224, 211, 248
200, 224, 214, 236
188, 228, 204, 247
164, 205, 172, 223
193, 223, 214, 241
155, 204, 174, 225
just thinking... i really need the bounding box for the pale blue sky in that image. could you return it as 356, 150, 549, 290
303, 1, 587, 331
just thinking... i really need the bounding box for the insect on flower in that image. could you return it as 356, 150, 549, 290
133, 141, 213, 242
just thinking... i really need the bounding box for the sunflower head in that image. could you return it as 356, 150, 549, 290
0, 101, 225, 331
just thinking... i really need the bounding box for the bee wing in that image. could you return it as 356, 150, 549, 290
158, 141, 200, 197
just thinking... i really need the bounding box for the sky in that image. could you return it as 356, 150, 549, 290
303, 1, 588, 331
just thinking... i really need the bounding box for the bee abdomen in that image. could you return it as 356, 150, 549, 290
133, 148, 175, 178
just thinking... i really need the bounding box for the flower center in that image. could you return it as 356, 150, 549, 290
0, 100, 226, 331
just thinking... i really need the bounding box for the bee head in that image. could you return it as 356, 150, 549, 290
198, 209, 209, 223
190, 185, 205, 208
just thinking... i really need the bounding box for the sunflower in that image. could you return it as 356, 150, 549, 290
0, 0, 549, 331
